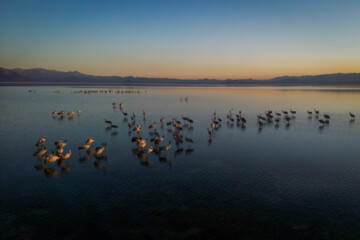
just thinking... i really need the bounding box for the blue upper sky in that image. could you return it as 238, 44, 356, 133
0, 0, 359, 79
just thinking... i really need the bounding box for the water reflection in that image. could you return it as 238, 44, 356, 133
3, 86, 360, 239
33, 137, 72, 177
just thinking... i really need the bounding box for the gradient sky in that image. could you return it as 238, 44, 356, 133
0, 0, 360, 79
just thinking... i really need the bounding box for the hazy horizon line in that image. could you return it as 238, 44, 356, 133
2, 66, 360, 81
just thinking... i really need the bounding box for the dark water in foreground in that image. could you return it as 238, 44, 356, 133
1, 86, 360, 240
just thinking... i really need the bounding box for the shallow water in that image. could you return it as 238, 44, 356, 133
0, 86, 360, 240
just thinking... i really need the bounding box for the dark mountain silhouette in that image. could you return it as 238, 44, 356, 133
1, 67, 360, 85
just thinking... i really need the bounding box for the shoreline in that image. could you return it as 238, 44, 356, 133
1, 81, 360, 87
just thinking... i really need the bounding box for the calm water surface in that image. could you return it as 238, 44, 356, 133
1, 86, 360, 240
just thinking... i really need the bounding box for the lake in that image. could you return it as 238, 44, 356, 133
0, 86, 360, 240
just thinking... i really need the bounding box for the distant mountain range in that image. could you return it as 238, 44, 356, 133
1, 67, 360, 85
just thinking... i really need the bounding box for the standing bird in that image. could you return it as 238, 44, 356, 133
159, 141, 172, 152
57, 147, 64, 156
285, 116, 291, 123
47, 155, 61, 165
240, 117, 246, 124
62, 150, 72, 160
56, 139, 67, 149
86, 138, 95, 145
207, 128, 215, 136
104, 119, 112, 125
137, 139, 147, 149
94, 143, 107, 156
111, 124, 118, 131
275, 118, 280, 126
78, 143, 91, 150
185, 137, 194, 149
149, 122, 156, 129
36, 136, 46, 145
34, 146, 47, 157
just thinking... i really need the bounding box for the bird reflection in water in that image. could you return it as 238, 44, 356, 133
174, 148, 184, 158
137, 151, 154, 167
94, 161, 105, 168
33, 136, 72, 177
35, 102, 358, 174
159, 155, 172, 167
185, 148, 194, 155
79, 155, 91, 163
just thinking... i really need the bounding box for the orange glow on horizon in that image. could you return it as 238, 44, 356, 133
1, 56, 359, 80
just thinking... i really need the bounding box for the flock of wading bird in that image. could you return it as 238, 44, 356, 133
254, 109, 356, 130
33, 99, 357, 175
106, 102, 194, 167
33, 135, 108, 177
51, 110, 82, 120
54, 89, 145, 95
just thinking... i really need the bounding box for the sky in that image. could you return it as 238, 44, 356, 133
0, 0, 360, 79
